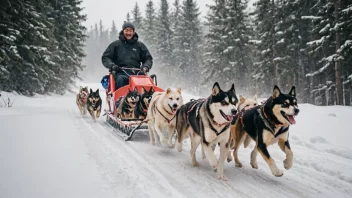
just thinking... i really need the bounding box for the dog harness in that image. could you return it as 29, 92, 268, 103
257, 98, 289, 135
152, 98, 175, 123
187, 97, 231, 136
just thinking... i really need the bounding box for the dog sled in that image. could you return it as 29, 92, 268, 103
102, 68, 164, 141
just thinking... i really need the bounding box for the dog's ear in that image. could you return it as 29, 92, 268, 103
229, 83, 236, 94
166, 88, 171, 94
253, 94, 258, 101
177, 87, 182, 94
239, 95, 245, 103
272, 85, 281, 99
212, 82, 220, 96
90, 88, 93, 94
289, 86, 296, 97
150, 87, 154, 93
96, 89, 99, 93
85, 86, 88, 90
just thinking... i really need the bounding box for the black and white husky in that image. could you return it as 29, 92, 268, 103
175, 82, 238, 180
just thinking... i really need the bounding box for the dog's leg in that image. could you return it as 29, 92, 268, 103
167, 124, 176, 148
201, 145, 206, 159
190, 135, 201, 167
83, 104, 87, 115
148, 120, 155, 145
233, 132, 247, 167
88, 108, 95, 121
257, 130, 283, 177
227, 138, 233, 162
250, 146, 259, 169
278, 135, 293, 170
96, 107, 101, 118
217, 141, 229, 181
203, 143, 218, 171
154, 121, 167, 145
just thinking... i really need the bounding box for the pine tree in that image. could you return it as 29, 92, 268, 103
110, 20, 118, 42
251, 0, 277, 95
155, 0, 173, 78
224, 0, 253, 91
202, 0, 229, 88
173, 0, 203, 90
0, 0, 59, 95
49, 0, 87, 94
131, 2, 143, 34
126, 13, 131, 22
143, 1, 157, 56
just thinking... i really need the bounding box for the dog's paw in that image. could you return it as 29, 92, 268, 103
227, 156, 233, 163
284, 158, 293, 170
177, 143, 183, 152
192, 161, 200, 167
168, 144, 175, 149
250, 161, 258, 169
271, 168, 284, 177
216, 174, 228, 181
235, 162, 243, 168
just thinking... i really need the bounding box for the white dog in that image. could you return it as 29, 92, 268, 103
147, 88, 183, 148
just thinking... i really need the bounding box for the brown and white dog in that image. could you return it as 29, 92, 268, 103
227, 95, 258, 166
76, 86, 89, 115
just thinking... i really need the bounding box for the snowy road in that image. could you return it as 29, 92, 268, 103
1, 83, 352, 198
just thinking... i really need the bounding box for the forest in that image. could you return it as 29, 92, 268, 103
1, 0, 351, 106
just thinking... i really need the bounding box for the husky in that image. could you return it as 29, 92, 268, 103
134, 87, 154, 120
227, 95, 258, 166
76, 86, 89, 115
147, 88, 183, 147
117, 88, 140, 119
238, 85, 299, 177
87, 88, 102, 121
175, 82, 238, 180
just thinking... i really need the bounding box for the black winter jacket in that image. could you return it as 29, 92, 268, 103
101, 31, 153, 75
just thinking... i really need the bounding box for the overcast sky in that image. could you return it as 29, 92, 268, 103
81, 0, 257, 32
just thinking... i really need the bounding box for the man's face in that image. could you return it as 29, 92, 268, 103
123, 27, 134, 40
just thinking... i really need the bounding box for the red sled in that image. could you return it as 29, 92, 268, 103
104, 71, 164, 141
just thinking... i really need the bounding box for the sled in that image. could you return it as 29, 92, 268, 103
103, 68, 164, 141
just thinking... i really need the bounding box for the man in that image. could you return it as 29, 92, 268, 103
101, 22, 153, 90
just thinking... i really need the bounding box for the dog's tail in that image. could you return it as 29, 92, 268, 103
176, 107, 188, 152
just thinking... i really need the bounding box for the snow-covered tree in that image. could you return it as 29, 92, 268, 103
173, 0, 203, 90
131, 2, 144, 35
143, 0, 157, 56
155, 0, 173, 75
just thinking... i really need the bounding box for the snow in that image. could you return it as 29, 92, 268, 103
1, 82, 352, 198
301, 16, 322, 20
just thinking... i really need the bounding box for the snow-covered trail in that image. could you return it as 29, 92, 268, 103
1, 83, 352, 198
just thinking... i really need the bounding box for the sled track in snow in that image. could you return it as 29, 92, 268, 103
70, 109, 352, 198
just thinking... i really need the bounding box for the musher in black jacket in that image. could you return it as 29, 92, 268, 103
101, 22, 153, 90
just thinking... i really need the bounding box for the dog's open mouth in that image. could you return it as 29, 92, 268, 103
171, 108, 177, 114
220, 110, 233, 122
130, 101, 137, 106
281, 111, 296, 124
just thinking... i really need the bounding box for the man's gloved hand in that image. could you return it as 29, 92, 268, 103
142, 66, 149, 74
110, 64, 120, 72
